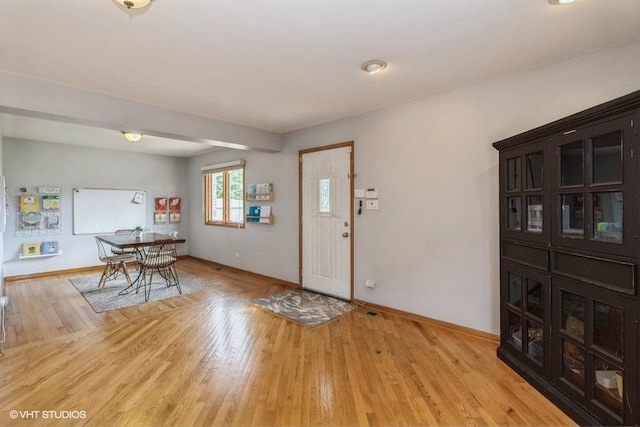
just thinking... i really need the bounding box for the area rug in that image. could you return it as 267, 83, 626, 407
253, 289, 354, 327
70, 269, 223, 313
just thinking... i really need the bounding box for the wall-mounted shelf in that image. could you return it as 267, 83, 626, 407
246, 192, 274, 201
245, 215, 274, 224
246, 183, 273, 201
19, 251, 63, 260
246, 185, 274, 224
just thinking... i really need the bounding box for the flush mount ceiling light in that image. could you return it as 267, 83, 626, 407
361, 60, 387, 75
547, 0, 575, 4
122, 132, 143, 143
114, 0, 153, 10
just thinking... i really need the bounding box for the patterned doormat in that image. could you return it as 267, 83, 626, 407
253, 289, 354, 327
70, 269, 223, 312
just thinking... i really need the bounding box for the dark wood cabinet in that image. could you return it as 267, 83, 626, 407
494, 90, 640, 426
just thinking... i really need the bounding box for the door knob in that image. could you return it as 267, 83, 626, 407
342, 232, 349, 238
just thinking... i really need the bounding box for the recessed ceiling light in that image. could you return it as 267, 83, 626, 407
548, 0, 575, 5
361, 60, 387, 75
122, 132, 143, 143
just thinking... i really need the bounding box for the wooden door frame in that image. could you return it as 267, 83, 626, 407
298, 141, 354, 301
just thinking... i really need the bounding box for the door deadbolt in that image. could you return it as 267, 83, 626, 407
342, 232, 349, 238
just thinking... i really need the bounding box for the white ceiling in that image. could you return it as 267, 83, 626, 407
1, 0, 640, 157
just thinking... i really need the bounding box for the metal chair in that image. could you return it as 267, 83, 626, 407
95, 237, 136, 289
136, 239, 181, 301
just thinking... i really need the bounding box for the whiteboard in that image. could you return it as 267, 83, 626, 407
73, 188, 146, 235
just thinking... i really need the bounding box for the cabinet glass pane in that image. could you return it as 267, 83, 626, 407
508, 273, 522, 308
562, 291, 584, 341
525, 278, 543, 319
561, 194, 584, 238
507, 197, 521, 231
561, 141, 583, 187
592, 192, 622, 243
594, 301, 623, 358
593, 131, 622, 184
563, 339, 585, 392
526, 321, 544, 364
508, 311, 522, 351
594, 357, 623, 417
525, 152, 543, 190
507, 157, 521, 192
526, 196, 543, 232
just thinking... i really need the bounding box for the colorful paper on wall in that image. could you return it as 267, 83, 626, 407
20, 195, 39, 213
22, 242, 41, 256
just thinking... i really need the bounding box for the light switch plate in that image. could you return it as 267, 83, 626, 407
354, 189, 365, 198
366, 200, 379, 210
365, 189, 378, 199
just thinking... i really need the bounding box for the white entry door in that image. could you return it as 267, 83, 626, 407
301, 144, 352, 300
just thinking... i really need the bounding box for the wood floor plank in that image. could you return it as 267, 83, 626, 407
0, 257, 576, 426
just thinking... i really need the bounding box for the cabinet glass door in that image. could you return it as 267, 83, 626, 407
552, 116, 635, 256
555, 280, 633, 425
560, 290, 586, 391
504, 266, 548, 370
502, 143, 547, 242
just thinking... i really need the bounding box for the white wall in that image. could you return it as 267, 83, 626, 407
282, 42, 640, 334
3, 139, 188, 277
187, 149, 299, 283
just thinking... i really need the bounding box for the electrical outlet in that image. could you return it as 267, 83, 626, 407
365, 280, 376, 288
0, 296, 8, 307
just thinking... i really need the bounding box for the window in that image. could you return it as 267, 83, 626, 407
202, 161, 244, 227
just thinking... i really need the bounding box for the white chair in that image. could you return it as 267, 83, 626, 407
95, 237, 137, 289
111, 229, 137, 253
111, 229, 143, 268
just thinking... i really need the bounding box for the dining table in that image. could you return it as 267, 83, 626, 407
96, 232, 187, 295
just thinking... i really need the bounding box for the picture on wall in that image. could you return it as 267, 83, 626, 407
154, 197, 168, 224
169, 197, 181, 223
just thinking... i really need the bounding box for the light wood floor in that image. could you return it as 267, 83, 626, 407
0, 257, 575, 426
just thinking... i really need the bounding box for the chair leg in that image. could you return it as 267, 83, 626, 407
98, 267, 109, 289
171, 265, 181, 294
136, 268, 145, 294
121, 262, 132, 284
145, 270, 154, 301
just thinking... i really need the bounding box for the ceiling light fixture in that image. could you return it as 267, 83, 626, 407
122, 132, 143, 143
361, 60, 387, 75
547, 0, 575, 5
114, 0, 153, 10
